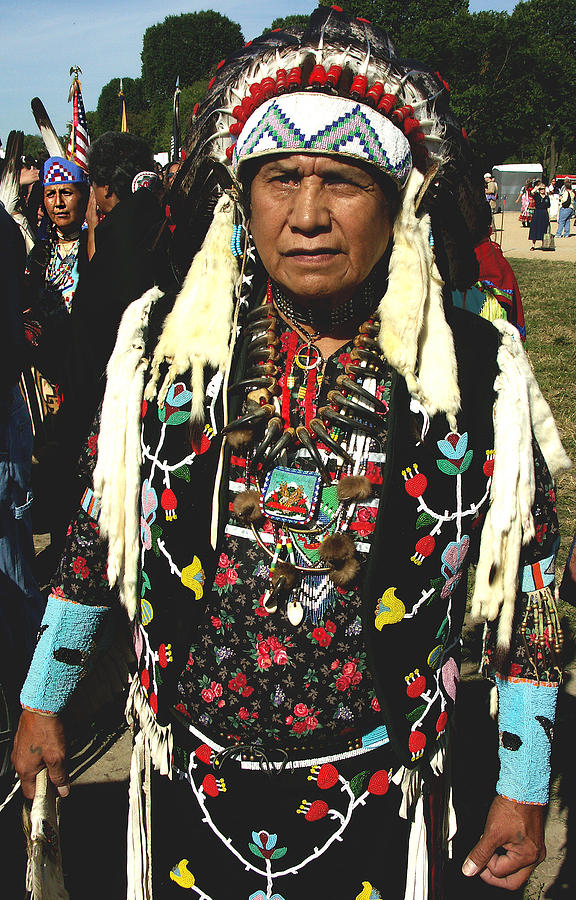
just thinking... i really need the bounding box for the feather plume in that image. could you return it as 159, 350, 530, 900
0, 130, 23, 213
31, 97, 66, 158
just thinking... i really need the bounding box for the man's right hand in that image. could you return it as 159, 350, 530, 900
11, 708, 69, 799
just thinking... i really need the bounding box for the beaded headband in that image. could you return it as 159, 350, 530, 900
43, 156, 88, 186
231, 93, 412, 186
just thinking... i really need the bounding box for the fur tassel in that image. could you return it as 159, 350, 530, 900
319, 533, 359, 586
328, 557, 361, 587
233, 490, 263, 523
271, 560, 299, 590
23, 769, 70, 900
319, 533, 355, 562
470, 322, 570, 650
337, 475, 372, 501
145, 192, 239, 435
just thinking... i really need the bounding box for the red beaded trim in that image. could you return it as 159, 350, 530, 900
223, 65, 429, 167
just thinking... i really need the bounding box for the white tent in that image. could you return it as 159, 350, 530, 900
492, 163, 543, 211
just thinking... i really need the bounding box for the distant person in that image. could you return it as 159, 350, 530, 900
529, 181, 550, 249
555, 178, 574, 237
29, 133, 173, 565
484, 171, 498, 220
22, 156, 90, 576
516, 179, 534, 227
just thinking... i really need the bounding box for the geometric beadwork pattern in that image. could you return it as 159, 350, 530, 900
233, 94, 412, 186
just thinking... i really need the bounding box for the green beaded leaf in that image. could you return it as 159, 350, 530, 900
458, 449, 474, 474
416, 512, 436, 529
436, 459, 460, 475
406, 704, 427, 723
248, 843, 264, 859
271, 847, 288, 860
173, 464, 191, 482
350, 770, 370, 798
150, 523, 163, 556
436, 616, 449, 641
141, 570, 151, 594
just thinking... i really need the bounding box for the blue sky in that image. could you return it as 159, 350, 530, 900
0, 0, 517, 148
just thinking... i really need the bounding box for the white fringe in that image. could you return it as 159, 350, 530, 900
471, 321, 571, 648
393, 742, 456, 900
378, 167, 460, 428
94, 287, 163, 621
125, 677, 174, 900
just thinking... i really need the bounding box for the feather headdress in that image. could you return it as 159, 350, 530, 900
151, 6, 480, 427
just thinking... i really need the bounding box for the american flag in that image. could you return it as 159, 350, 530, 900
67, 68, 90, 171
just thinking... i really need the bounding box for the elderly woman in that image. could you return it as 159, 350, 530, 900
13, 9, 569, 899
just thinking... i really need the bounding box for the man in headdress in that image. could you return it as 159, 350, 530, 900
13, 8, 570, 898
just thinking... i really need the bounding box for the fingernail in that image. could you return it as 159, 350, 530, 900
462, 858, 478, 877
57, 785, 70, 798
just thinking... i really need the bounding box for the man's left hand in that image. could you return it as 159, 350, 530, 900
462, 795, 546, 890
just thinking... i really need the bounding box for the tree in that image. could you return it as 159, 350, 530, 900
317, 0, 468, 50
147, 81, 208, 155
141, 11, 244, 106
268, 15, 310, 32
96, 77, 149, 135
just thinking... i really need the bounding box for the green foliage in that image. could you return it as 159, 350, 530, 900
268, 15, 310, 32
86, 0, 576, 172
146, 81, 208, 155
317, 0, 468, 46
141, 11, 243, 105
22, 134, 47, 162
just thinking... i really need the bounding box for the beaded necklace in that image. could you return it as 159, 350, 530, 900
226, 280, 390, 625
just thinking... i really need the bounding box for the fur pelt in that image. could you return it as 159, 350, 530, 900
337, 475, 372, 501
233, 490, 263, 523
471, 320, 571, 649
94, 287, 163, 620
377, 168, 461, 430
145, 193, 239, 427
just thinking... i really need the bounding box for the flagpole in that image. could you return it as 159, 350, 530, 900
119, 79, 128, 132
67, 65, 89, 170
171, 75, 181, 163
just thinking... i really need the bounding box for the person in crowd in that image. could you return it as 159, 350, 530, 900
27, 133, 172, 566
453, 181, 526, 338
529, 181, 551, 249
0, 203, 44, 703
516, 178, 534, 227
12, 8, 570, 899
21, 157, 90, 577
555, 178, 575, 238
484, 171, 498, 221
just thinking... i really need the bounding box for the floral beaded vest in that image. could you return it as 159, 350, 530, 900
135, 299, 499, 771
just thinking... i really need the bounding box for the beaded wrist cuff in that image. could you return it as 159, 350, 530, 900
495, 674, 558, 805
21, 593, 111, 714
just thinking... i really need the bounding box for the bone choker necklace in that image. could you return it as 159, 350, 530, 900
271, 278, 378, 332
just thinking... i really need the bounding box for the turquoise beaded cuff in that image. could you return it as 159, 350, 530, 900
495, 674, 558, 805
21, 593, 111, 714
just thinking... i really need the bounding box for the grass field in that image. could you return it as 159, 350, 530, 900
508, 258, 576, 629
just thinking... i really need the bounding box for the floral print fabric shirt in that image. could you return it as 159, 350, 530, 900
172, 329, 392, 755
